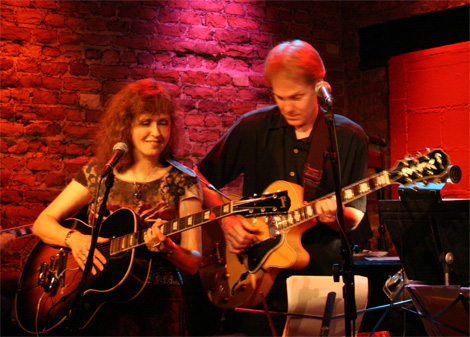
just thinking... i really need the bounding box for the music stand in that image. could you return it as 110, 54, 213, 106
405, 284, 469, 336
379, 194, 469, 287
374, 191, 470, 336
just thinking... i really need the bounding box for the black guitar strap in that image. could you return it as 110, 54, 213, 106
303, 107, 330, 202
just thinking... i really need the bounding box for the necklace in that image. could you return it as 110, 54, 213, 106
133, 181, 145, 199
131, 165, 164, 200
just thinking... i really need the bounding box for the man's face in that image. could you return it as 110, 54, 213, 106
271, 72, 319, 133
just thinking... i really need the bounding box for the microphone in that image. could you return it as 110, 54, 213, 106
101, 142, 128, 178
315, 81, 334, 108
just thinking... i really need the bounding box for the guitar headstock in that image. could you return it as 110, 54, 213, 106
233, 191, 291, 217
389, 149, 451, 186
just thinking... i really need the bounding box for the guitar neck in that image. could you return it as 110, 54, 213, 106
1, 224, 34, 239
276, 170, 392, 230
109, 202, 234, 256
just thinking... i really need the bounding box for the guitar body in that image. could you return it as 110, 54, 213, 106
199, 181, 313, 309
13, 208, 151, 334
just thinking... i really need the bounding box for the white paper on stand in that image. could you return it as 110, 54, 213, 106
282, 275, 368, 337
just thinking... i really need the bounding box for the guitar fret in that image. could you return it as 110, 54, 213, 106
278, 215, 287, 230
376, 172, 389, 187
128, 233, 135, 247
287, 214, 294, 226
306, 205, 314, 217
343, 188, 354, 201
194, 212, 204, 225
359, 182, 370, 194
293, 210, 300, 223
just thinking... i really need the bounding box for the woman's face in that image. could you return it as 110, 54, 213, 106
131, 113, 171, 162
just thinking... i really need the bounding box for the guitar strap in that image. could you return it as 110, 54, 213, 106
303, 107, 330, 202
167, 159, 198, 178
167, 159, 232, 200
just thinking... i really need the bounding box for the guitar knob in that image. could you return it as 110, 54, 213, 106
239, 284, 247, 290
224, 273, 230, 279
38, 262, 48, 286
222, 297, 229, 303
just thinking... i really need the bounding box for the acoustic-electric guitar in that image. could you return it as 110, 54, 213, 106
13, 190, 290, 335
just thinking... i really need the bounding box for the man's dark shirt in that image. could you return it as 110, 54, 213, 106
198, 105, 368, 209
196, 105, 369, 334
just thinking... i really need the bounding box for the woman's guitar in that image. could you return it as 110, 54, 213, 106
13, 191, 290, 335
1, 224, 34, 238
199, 149, 451, 309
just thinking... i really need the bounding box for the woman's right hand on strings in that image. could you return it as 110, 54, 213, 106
220, 216, 259, 254
65, 231, 108, 275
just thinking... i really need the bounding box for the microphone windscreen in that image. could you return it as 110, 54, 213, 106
113, 142, 128, 154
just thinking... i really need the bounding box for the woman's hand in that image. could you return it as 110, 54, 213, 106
65, 231, 108, 275
144, 219, 176, 254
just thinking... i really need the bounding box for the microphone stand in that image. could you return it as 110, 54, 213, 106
66, 172, 115, 331
323, 104, 357, 337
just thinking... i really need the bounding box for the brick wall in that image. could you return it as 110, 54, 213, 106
1, 0, 465, 257
1, 0, 346, 230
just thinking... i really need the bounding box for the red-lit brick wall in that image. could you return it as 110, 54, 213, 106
1, 0, 346, 230
1, 0, 466, 258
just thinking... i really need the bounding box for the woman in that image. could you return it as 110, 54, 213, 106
33, 78, 202, 336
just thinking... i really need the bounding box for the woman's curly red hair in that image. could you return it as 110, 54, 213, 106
94, 78, 179, 172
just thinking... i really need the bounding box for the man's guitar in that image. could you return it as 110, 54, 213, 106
13, 191, 290, 335
199, 149, 451, 309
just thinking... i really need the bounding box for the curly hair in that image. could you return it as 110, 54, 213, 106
264, 40, 326, 87
94, 78, 179, 173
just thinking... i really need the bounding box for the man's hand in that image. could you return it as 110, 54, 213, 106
315, 196, 338, 226
314, 196, 364, 232
220, 216, 259, 254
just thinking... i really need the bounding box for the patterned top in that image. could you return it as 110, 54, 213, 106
74, 160, 203, 285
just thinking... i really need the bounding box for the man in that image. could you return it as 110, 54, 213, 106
195, 40, 369, 336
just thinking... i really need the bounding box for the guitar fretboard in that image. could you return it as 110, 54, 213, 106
1, 225, 33, 238
109, 203, 234, 256
274, 171, 391, 231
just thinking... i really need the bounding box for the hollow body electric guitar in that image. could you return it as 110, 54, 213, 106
13, 191, 290, 335
199, 149, 451, 309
